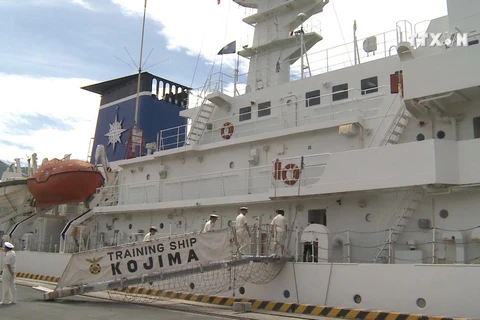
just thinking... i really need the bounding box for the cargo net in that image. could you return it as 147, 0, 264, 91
106, 224, 291, 304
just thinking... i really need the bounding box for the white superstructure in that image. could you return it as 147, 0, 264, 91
5, 0, 480, 318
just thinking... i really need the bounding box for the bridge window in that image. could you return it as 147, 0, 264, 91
305, 90, 320, 107
239, 106, 251, 122
361, 76, 378, 95
258, 101, 271, 117
332, 83, 348, 101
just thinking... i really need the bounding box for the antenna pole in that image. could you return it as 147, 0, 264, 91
134, 0, 147, 129
353, 20, 357, 65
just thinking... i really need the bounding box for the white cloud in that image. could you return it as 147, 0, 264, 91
0, 74, 100, 163
70, 0, 94, 10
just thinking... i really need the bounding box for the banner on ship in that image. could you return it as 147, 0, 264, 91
56, 229, 233, 289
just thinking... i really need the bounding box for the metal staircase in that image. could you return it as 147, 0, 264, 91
186, 98, 215, 145
380, 102, 413, 146
373, 187, 424, 263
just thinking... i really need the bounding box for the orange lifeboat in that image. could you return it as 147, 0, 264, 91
26, 159, 104, 207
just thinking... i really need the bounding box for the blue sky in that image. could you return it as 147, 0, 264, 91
0, 0, 447, 166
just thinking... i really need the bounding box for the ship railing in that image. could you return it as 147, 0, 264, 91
99, 152, 333, 207
105, 163, 273, 206
211, 29, 398, 96
13, 224, 480, 265
270, 153, 331, 192
157, 85, 389, 150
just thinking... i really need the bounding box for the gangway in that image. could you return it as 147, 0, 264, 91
39, 228, 292, 300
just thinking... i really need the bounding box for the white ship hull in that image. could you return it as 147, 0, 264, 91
9, 0, 480, 318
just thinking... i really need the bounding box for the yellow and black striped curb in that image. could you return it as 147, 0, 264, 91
7, 272, 60, 282
115, 286, 469, 320
9, 273, 469, 320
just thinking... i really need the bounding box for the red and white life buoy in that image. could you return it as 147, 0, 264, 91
221, 122, 234, 140
282, 163, 300, 186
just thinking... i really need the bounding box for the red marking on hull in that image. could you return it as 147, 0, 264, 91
27, 159, 104, 207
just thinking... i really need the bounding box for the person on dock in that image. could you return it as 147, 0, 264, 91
235, 207, 251, 256
271, 209, 288, 257
143, 226, 158, 241
1, 242, 16, 305
203, 214, 218, 233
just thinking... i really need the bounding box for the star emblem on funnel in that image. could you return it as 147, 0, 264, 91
105, 114, 127, 151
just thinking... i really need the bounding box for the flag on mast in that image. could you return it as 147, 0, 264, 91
217, 41, 236, 55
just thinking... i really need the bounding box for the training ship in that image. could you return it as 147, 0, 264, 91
3, 0, 480, 318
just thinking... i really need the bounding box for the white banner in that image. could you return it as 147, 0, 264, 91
56, 229, 233, 289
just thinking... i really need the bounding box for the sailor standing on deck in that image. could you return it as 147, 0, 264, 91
271, 209, 288, 257
203, 214, 218, 233
235, 207, 251, 256
1, 242, 16, 305
143, 226, 158, 241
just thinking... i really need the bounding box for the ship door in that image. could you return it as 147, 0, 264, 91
303, 209, 327, 262
281, 95, 298, 129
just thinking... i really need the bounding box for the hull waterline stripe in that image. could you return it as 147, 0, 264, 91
9, 273, 470, 320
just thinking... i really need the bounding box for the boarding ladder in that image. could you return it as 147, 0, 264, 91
186, 99, 215, 145
373, 187, 424, 263
39, 228, 292, 300
186, 76, 219, 145
380, 102, 413, 146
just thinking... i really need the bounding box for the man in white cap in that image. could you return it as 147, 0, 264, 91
271, 209, 288, 257
235, 206, 251, 256
203, 214, 218, 233
143, 226, 158, 241
1, 242, 16, 305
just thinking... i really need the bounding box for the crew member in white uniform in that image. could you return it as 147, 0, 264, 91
203, 214, 218, 232
271, 209, 288, 257
143, 226, 158, 241
235, 207, 251, 256
1, 242, 16, 305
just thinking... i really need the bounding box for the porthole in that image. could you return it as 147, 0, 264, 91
436, 130, 445, 139
353, 294, 362, 304
416, 133, 425, 141
128, 224, 132, 230
239, 287, 245, 295
146, 174, 150, 180
283, 290, 290, 298
365, 213, 372, 222
439, 209, 449, 219
229, 161, 234, 169
416, 298, 426, 308
227, 220, 232, 227
189, 282, 195, 290
159, 223, 164, 229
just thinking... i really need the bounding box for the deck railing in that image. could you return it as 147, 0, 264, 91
158, 85, 388, 150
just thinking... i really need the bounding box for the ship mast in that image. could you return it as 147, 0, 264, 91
235, 0, 329, 92
125, 0, 148, 159
134, 0, 147, 129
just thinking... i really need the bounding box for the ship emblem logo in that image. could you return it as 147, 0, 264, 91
86, 256, 103, 275
105, 114, 127, 152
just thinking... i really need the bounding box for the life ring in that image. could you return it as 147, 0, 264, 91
221, 122, 234, 140
282, 163, 300, 186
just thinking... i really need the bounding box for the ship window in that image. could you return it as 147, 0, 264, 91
332, 83, 348, 101
258, 101, 271, 117
361, 76, 378, 95
239, 106, 251, 122
473, 117, 480, 138
305, 90, 320, 107
308, 209, 326, 226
